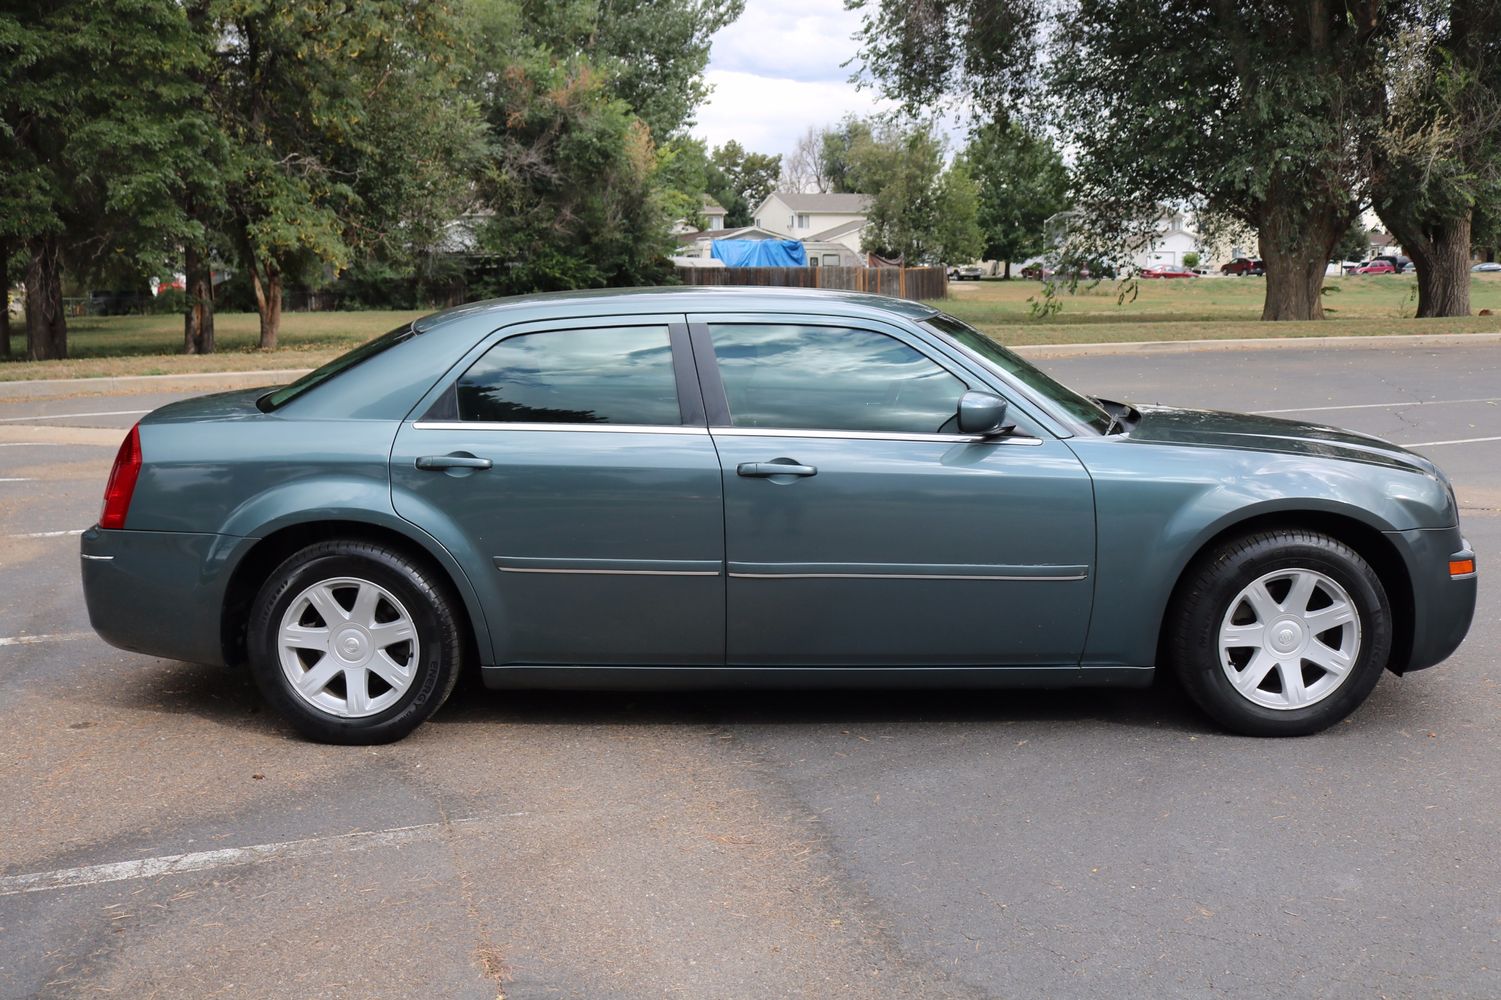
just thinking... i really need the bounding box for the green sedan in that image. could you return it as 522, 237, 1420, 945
81, 288, 1477, 743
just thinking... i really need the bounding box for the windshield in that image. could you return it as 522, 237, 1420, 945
258, 324, 416, 411
922, 314, 1113, 434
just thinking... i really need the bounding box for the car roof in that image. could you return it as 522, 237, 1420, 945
412, 285, 943, 333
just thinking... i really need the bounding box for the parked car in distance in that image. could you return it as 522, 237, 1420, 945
81, 287, 1476, 744
1354, 260, 1396, 275
948, 264, 985, 281
1472, 262, 1501, 273
1140, 264, 1198, 279
1220, 257, 1265, 276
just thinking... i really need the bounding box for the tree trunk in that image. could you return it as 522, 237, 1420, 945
249, 256, 282, 350
182, 245, 215, 354
1003, 260, 1012, 280
1257, 209, 1340, 321
0, 237, 11, 360
23, 237, 67, 360
1383, 211, 1471, 319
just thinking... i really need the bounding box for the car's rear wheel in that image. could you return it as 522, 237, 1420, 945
247, 540, 464, 744
1166, 529, 1391, 736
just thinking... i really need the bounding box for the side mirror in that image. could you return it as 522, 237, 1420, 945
957, 390, 1011, 436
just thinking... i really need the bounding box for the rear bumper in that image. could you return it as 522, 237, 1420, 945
1386, 526, 1477, 674
80, 526, 254, 666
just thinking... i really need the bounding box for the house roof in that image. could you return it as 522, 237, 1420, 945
766, 192, 872, 214
701, 195, 725, 212
806, 218, 867, 241
676, 225, 782, 244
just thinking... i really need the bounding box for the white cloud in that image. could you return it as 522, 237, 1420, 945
693, 69, 890, 158
706, 0, 865, 83
690, 0, 971, 163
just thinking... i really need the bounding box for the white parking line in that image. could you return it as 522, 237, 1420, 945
7, 528, 85, 538
0, 442, 49, 447
0, 818, 499, 896
1401, 435, 1501, 448
0, 408, 149, 423
1258, 396, 1501, 415
0, 632, 95, 648
0, 478, 35, 483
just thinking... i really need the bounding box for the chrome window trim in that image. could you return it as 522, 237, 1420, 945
709, 427, 1043, 446
411, 420, 1038, 445
413, 421, 708, 435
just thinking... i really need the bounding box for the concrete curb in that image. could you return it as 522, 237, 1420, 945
1013, 330, 1501, 359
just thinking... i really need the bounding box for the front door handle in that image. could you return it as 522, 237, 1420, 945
416, 454, 492, 472
737, 461, 817, 478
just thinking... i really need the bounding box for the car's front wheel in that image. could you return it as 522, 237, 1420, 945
1166, 529, 1391, 736
247, 540, 464, 744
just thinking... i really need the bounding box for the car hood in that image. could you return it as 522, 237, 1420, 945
1125, 404, 1442, 478
140, 386, 275, 424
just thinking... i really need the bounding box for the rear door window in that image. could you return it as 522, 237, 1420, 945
455, 326, 681, 425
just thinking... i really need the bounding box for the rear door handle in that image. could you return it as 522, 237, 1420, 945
737, 461, 817, 478
416, 454, 492, 471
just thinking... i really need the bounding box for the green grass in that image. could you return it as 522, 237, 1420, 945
933, 272, 1501, 346
0, 310, 425, 381
2, 273, 1499, 381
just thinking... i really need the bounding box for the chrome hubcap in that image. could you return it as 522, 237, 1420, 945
1218, 569, 1361, 711
278, 577, 419, 719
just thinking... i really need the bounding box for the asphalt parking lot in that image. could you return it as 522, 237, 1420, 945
1, 339, 1497, 999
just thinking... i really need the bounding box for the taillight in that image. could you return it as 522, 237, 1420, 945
100, 423, 142, 529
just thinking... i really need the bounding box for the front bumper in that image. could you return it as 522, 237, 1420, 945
1386, 525, 1477, 674
80, 526, 254, 666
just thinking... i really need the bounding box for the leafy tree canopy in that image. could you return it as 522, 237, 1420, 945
962, 121, 1069, 273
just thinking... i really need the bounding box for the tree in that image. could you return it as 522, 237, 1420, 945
931, 157, 985, 265
0, 239, 10, 359
963, 121, 1069, 277
704, 141, 781, 227
202, 1, 475, 349
819, 118, 875, 194
780, 126, 830, 193
0, 1, 210, 359
847, 121, 980, 264
469, 8, 675, 294
1371, 0, 1501, 317
1333, 220, 1371, 263
851, 1, 1399, 321
519, 0, 744, 141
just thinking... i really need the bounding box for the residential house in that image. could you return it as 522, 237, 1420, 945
671, 196, 730, 236
1043, 208, 1232, 272
675, 219, 865, 268
675, 225, 786, 259
753, 192, 872, 243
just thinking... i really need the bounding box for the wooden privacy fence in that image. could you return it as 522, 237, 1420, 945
675, 265, 948, 302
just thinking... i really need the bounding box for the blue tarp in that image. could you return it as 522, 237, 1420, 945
710, 239, 808, 267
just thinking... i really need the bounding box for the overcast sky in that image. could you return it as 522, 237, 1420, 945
691, 0, 891, 159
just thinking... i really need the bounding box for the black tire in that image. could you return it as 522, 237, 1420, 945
247, 540, 465, 744
1166, 529, 1391, 737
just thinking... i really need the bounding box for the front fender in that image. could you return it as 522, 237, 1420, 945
1069, 439, 1434, 668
